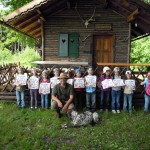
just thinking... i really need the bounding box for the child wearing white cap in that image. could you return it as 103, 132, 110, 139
99, 66, 111, 112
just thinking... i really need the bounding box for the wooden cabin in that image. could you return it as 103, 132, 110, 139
0, 0, 150, 67
0, 0, 150, 108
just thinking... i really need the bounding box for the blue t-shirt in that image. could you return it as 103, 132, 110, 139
85, 75, 96, 93
85, 86, 96, 93
144, 78, 148, 88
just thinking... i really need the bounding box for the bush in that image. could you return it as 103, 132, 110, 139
0, 48, 13, 65
12, 47, 41, 67
0, 48, 41, 67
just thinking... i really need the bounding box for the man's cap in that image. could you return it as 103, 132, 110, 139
58, 73, 69, 79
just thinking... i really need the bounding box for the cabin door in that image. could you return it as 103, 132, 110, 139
93, 35, 113, 66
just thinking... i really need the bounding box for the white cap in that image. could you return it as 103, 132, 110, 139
113, 67, 120, 72
103, 66, 111, 73
125, 70, 131, 74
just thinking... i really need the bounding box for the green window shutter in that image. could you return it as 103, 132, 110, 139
69, 33, 79, 57
59, 33, 68, 57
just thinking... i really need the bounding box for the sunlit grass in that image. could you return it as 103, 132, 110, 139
0, 102, 150, 150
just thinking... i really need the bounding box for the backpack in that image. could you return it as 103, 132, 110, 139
146, 79, 150, 96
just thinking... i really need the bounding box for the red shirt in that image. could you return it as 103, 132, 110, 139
41, 79, 50, 83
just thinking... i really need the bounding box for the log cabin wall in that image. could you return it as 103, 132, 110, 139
44, 0, 129, 65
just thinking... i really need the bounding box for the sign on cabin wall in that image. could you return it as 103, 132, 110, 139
94, 24, 112, 31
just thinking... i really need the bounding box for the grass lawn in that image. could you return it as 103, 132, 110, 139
0, 102, 150, 150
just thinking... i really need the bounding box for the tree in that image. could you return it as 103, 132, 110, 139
0, 0, 32, 11
0, 7, 41, 66
131, 36, 150, 71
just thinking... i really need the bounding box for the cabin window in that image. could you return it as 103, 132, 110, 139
58, 33, 79, 57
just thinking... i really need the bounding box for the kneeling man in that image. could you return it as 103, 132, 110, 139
51, 73, 74, 118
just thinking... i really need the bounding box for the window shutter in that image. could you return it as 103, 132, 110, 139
69, 33, 79, 57
58, 33, 68, 57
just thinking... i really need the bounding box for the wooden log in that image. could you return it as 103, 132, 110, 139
97, 62, 150, 66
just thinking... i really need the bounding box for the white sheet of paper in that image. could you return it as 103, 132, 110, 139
28, 76, 39, 89
85, 76, 96, 87
102, 79, 114, 89
39, 83, 50, 94
125, 80, 135, 90
16, 75, 27, 85
74, 78, 85, 88
113, 79, 125, 87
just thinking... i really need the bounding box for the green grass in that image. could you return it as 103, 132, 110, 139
0, 102, 150, 150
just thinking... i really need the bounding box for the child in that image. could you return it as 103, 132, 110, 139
65, 69, 74, 85
15, 67, 26, 108
100, 66, 111, 112
28, 67, 39, 109
111, 67, 122, 114
74, 68, 84, 110
50, 68, 60, 89
50, 68, 60, 106
140, 72, 150, 113
123, 70, 135, 113
39, 70, 50, 109
85, 67, 96, 112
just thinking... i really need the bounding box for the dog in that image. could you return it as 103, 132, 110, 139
61, 110, 99, 128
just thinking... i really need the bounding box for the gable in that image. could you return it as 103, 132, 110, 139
0, 0, 149, 39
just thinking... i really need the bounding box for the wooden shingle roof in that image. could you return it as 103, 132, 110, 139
0, 0, 149, 39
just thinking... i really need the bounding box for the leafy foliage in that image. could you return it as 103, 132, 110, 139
0, 0, 32, 11
131, 36, 150, 64
0, 2, 36, 50
144, 0, 150, 4
0, 47, 41, 67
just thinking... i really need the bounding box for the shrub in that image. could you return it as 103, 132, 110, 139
12, 47, 41, 67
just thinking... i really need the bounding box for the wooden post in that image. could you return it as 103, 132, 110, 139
127, 23, 131, 64
41, 20, 44, 61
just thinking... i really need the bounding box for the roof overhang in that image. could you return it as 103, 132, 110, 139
0, 0, 150, 39
0, 0, 68, 39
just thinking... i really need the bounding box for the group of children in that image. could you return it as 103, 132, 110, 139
15, 66, 150, 114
